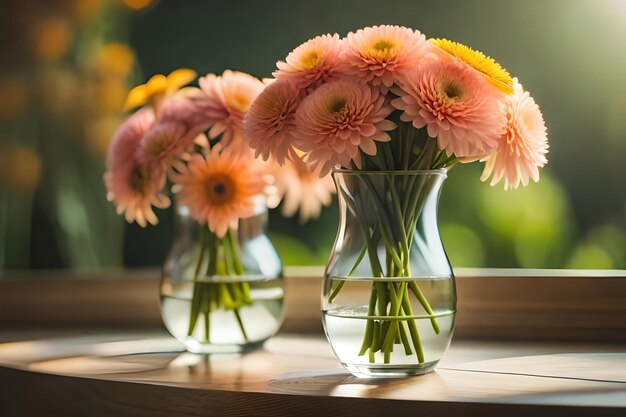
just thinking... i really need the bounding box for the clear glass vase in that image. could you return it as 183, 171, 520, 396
160, 198, 284, 353
322, 170, 456, 378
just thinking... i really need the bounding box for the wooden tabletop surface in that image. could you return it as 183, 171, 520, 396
1, 329, 625, 416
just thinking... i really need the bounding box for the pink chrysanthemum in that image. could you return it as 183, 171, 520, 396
392, 57, 506, 157
104, 108, 170, 227
293, 78, 396, 175
170, 146, 267, 238
271, 156, 335, 223
138, 94, 212, 167
273, 34, 347, 89
480, 80, 548, 190
343, 25, 429, 89
193, 70, 265, 145
243, 78, 304, 164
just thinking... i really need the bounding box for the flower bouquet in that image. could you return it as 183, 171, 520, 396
104, 69, 334, 352
244, 25, 548, 376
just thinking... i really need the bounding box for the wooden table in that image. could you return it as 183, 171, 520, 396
1, 329, 625, 416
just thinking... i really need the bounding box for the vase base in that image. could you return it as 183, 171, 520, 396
343, 361, 439, 378
182, 337, 266, 354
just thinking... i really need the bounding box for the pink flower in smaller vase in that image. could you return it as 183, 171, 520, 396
273, 34, 347, 89
104, 108, 170, 227
138, 94, 212, 167
271, 156, 335, 223
244, 78, 304, 164
170, 145, 267, 238
192, 70, 265, 146
293, 78, 396, 175
392, 57, 506, 158
480, 80, 548, 190
344, 25, 430, 89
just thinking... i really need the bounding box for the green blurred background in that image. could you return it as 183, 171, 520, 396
0, 0, 624, 272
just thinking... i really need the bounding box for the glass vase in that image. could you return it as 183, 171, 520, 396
160, 198, 283, 353
322, 169, 456, 378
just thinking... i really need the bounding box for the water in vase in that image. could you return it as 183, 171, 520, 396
161, 276, 284, 353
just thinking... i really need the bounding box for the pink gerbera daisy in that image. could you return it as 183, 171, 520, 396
343, 25, 429, 89
480, 80, 548, 190
104, 108, 170, 227
170, 146, 267, 238
392, 57, 506, 158
192, 70, 265, 146
243, 78, 304, 164
138, 94, 212, 167
293, 78, 396, 175
273, 34, 347, 90
271, 156, 335, 223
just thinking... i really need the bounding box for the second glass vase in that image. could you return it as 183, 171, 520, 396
160, 199, 283, 353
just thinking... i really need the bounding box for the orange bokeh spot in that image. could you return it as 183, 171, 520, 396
96, 43, 135, 78
122, 0, 154, 11
0, 146, 43, 192
32, 18, 72, 62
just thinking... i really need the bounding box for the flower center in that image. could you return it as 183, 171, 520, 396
129, 166, 150, 195
444, 82, 462, 99
327, 97, 347, 114
214, 183, 225, 194
300, 49, 323, 70
373, 39, 394, 51
205, 174, 235, 205
365, 38, 399, 61
144, 131, 175, 157
229, 91, 251, 114
438, 80, 464, 102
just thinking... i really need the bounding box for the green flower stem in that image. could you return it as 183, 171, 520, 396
233, 309, 249, 341
240, 282, 252, 304
402, 290, 425, 364
381, 282, 407, 354
187, 227, 252, 344
409, 281, 441, 334
227, 229, 244, 275
409, 137, 439, 170
367, 193, 404, 272
371, 321, 381, 357
187, 228, 210, 337
398, 313, 413, 355
388, 178, 412, 276
358, 284, 379, 356
204, 309, 210, 342
331, 171, 447, 365
328, 243, 367, 303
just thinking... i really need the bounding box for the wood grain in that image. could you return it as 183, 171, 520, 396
0, 332, 625, 417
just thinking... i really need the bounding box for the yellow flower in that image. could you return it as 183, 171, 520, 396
123, 68, 196, 111
0, 146, 43, 192
32, 18, 72, 62
95, 43, 135, 78
430, 38, 514, 94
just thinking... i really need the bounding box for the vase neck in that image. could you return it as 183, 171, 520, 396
332, 170, 446, 229
328, 170, 451, 279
